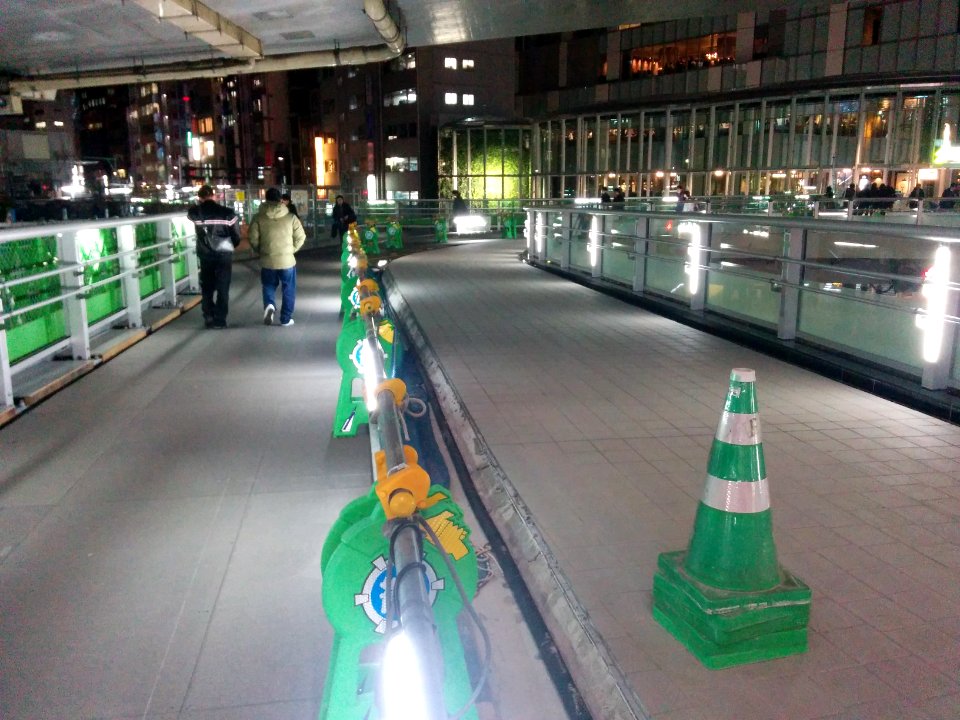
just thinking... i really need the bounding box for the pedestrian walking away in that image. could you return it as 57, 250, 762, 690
249, 187, 307, 327
187, 184, 241, 329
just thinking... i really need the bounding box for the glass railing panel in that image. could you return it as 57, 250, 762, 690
601, 214, 637, 285
797, 228, 933, 370
644, 218, 687, 298
568, 212, 594, 272
705, 222, 782, 327
546, 213, 565, 264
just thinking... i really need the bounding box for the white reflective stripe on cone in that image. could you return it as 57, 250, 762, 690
702, 474, 770, 513
715, 412, 761, 446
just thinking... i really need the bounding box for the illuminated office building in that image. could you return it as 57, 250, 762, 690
517, 2, 960, 199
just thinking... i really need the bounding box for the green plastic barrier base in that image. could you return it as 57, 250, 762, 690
320, 486, 478, 720
362, 227, 381, 255
384, 223, 403, 250
652, 550, 811, 669
435, 219, 447, 244
333, 316, 395, 437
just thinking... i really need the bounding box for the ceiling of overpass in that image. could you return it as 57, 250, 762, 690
2, 0, 786, 82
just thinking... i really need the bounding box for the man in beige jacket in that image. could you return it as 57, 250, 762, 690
248, 187, 307, 326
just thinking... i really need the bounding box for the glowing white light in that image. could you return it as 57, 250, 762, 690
588, 216, 599, 267
679, 221, 702, 295
453, 214, 488, 233
917, 246, 952, 363
359, 341, 382, 412
535, 214, 544, 254
720, 261, 739, 267
377, 259, 388, 268
367, 174, 378, 201
834, 241, 878, 248
380, 632, 430, 720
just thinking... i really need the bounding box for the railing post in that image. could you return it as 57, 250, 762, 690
155, 218, 179, 307
778, 228, 804, 340
181, 218, 201, 293
593, 215, 604, 279
689, 222, 708, 311
58, 229, 92, 361
0, 298, 13, 409
562, 211, 572, 271
633, 217, 649, 293
117, 224, 144, 327
921, 246, 960, 390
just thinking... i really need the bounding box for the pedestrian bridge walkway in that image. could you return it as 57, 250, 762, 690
1, 237, 958, 719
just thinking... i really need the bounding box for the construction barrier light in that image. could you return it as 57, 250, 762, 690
380, 631, 432, 720
359, 341, 381, 412
917, 245, 951, 363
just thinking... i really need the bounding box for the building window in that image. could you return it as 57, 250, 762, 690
863, 6, 882, 46
389, 52, 417, 72
462, 94, 475, 106
462, 58, 475, 70
445, 57, 458, 69
384, 89, 417, 106
445, 92, 458, 105
385, 156, 418, 172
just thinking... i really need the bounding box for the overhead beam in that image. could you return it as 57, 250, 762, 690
128, 0, 263, 59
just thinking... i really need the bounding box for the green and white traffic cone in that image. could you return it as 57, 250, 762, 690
652, 368, 811, 669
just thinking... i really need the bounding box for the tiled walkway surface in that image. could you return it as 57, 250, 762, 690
386, 239, 960, 720
0, 251, 567, 720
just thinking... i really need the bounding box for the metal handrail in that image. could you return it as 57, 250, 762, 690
347, 238, 446, 720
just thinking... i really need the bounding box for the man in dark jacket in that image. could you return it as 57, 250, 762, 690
331, 195, 357, 240
187, 185, 241, 328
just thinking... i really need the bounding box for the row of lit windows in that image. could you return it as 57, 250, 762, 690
444, 93, 475, 106
444, 57, 475, 70
386, 122, 417, 140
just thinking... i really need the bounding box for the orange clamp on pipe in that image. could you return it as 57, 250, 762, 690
359, 295, 382, 317
375, 446, 419, 483
358, 278, 380, 295
375, 378, 406, 406
376, 461, 431, 520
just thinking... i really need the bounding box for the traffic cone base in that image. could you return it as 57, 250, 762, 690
653, 550, 811, 669
652, 368, 811, 668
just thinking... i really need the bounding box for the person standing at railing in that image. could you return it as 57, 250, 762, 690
451, 189, 468, 216
188, 184, 241, 329
249, 188, 306, 327
331, 194, 357, 241
281, 192, 299, 219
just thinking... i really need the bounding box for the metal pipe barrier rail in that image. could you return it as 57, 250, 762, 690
524, 205, 960, 394
0, 214, 198, 415
320, 226, 488, 720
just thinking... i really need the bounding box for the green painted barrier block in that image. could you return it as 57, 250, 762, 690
434, 218, 447, 244
319, 487, 478, 720
502, 214, 519, 239
333, 316, 395, 437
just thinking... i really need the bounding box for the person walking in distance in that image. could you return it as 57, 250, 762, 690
249, 187, 306, 326
281, 192, 299, 218
187, 185, 241, 329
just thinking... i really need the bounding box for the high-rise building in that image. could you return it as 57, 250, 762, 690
290, 38, 519, 201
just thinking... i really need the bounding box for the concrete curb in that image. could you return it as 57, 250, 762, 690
382, 269, 651, 720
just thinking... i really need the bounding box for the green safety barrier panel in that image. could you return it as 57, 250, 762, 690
434, 218, 447, 244
137, 223, 162, 298
171, 220, 189, 281
81, 228, 124, 324
0, 235, 66, 363
319, 485, 478, 720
